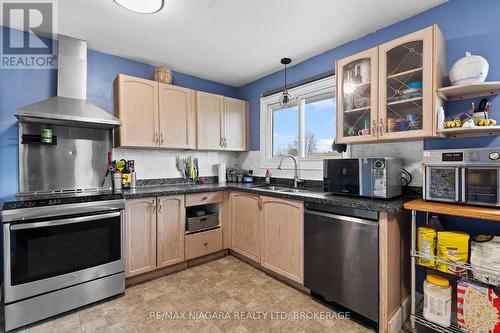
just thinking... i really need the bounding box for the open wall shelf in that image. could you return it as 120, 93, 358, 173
437, 81, 500, 101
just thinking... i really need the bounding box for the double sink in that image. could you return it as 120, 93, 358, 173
250, 184, 312, 194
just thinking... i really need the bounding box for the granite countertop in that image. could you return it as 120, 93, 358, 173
123, 183, 419, 213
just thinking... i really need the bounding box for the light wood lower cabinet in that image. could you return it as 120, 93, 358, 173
125, 195, 185, 277
230, 192, 261, 262
156, 195, 185, 268
125, 197, 157, 277
260, 196, 304, 284
185, 228, 223, 260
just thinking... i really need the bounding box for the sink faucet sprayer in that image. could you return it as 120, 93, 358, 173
277, 155, 303, 188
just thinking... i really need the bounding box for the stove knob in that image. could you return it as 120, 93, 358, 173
489, 152, 500, 160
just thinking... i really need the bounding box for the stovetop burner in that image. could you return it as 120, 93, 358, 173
2, 187, 124, 211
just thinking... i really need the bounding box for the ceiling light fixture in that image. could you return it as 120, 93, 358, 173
279, 58, 294, 107
113, 0, 165, 14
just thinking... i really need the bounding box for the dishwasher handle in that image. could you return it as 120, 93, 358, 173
305, 209, 379, 227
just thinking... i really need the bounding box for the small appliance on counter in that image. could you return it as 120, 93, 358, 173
423, 148, 500, 207
323, 158, 402, 199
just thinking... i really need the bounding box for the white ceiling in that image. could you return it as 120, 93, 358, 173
56, 0, 446, 87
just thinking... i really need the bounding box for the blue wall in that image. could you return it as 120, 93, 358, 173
238, 0, 500, 151
0, 26, 238, 199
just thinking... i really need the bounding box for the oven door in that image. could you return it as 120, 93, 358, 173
463, 167, 500, 207
425, 166, 460, 203
4, 210, 124, 303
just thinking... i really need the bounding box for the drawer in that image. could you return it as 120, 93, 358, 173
185, 191, 222, 207
185, 228, 223, 260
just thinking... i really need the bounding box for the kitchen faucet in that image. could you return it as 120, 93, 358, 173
277, 155, 303, 188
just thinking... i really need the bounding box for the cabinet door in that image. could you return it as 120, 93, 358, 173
196, 92, 224, 149
158, 84, 195, 149
115, 74, 159, 147
336, 47, 379, 144
230, 192, 261, 262
224, 97, 248, 151
125, 198, 157, 277
261, 196, 303, 284
378, 26, 433, 140
156, 195, 185, 268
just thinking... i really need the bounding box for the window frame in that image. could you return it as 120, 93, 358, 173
260, 75, 348, 171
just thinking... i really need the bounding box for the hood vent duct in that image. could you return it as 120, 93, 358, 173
15, 35, 122, 129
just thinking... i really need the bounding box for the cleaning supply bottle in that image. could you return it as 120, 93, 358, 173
265, 169, 271, 184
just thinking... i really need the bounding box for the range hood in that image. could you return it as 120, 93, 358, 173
15, 35, 122, 129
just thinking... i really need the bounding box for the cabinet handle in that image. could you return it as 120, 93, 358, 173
220, 137, 223, 148
160, 133, 164, 145
155, 132, 159, 144
158, 199, 162, 212
153, 203, 156, 213
379, 118, 384, 136
258, 198, 262, 210
224, 137, 228, 148
202, 196, 208, 201
372, 120, 377, 137
204, 242, 208, 247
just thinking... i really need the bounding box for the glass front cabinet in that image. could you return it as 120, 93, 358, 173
336, 47, 379, 143
336, 25, 445, 143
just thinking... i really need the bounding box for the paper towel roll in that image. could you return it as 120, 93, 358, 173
218, 163, 226, 184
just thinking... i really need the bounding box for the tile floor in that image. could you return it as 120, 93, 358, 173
16, 256, 374, 333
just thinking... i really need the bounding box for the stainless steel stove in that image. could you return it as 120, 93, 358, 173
1, 188, 125, 331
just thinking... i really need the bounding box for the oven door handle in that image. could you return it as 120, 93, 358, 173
10, 211, 121, 230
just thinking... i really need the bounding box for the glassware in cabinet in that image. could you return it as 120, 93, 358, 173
379, 27, 434, 139
336, 47, 378, 143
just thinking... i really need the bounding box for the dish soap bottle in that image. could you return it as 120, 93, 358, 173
265, 169, 271, 184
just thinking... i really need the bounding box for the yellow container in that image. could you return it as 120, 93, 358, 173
418, 227, 437, 267
436, 231, 469, 275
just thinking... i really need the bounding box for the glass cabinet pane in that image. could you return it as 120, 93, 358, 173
342, 58, 372, 138
385, 40, 423, 133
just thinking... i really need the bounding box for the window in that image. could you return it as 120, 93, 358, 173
261, 76, 341, 170
272, 104, 298, 156
303, 93, 336, 156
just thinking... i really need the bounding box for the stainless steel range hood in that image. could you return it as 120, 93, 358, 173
15, 35, 122, 129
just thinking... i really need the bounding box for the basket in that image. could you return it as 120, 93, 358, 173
186, 213, 219, 233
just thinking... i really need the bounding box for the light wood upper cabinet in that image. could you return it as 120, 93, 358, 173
158, 84, 195, 149
156, 195, 185, 268
125, 197, 157, 277
260, 196, 304, 284
196, 92, 249, 151
115, 74, 159, 147
224, 97, 248, 151
336, 47, 379, 144
230, 192, 261, 262
336, 25, 445, 144
196, 91, 224, 149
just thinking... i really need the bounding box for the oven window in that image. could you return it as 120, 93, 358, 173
10, 214, 121, 286
428, 168, 457, 200
467, 169, 498, 204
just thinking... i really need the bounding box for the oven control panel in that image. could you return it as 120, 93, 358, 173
2, 193, 124, 210
424, 148, 500, 165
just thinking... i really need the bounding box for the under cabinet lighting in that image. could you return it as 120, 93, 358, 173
113, 0, 164, 14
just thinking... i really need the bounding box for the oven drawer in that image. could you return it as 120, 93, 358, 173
185, 228, 223, 260
185, 192, 223, 207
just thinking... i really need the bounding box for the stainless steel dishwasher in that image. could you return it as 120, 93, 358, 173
304, 202, 379, 324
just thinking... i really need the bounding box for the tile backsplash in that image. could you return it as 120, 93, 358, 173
116, 140, 424, 187
112, 148, 241, 180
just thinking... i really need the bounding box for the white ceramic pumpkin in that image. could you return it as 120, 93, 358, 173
449, 52, 489, 86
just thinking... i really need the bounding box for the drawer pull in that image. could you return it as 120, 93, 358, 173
204, 242, 208, 247
202, 196, 208, 201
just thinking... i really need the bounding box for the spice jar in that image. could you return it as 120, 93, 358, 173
423, 274, 451, 327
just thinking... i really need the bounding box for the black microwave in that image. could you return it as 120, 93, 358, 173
323, 158, 402, 199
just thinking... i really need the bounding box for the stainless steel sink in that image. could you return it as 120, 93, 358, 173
252, 185, 290, 191
279, 188, 311, 194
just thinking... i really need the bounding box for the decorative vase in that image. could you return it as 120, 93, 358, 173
154, 66, 172, 84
